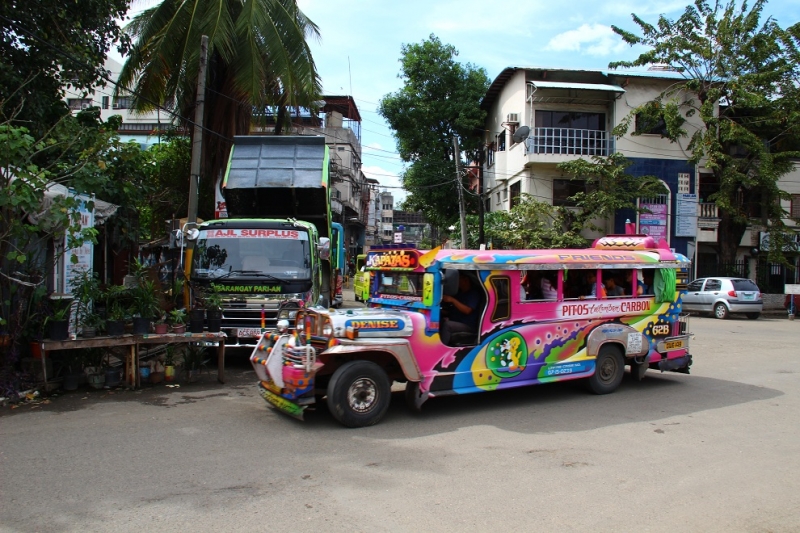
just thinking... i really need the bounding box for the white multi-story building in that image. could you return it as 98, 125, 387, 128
64, 57, 168, 147
481, 66, 800, 287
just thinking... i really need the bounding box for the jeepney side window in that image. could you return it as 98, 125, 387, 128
490, 276, 510, 322
602, 269, 628, 298
521, 270, 558, 301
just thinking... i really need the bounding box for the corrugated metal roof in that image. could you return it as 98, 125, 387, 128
531, 81, 625, 92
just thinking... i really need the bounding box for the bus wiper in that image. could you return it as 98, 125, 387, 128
215, 270, 289, 282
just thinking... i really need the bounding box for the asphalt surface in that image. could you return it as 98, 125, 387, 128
2, 294, 800, 532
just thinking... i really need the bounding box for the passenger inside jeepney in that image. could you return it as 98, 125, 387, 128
520, 271, 542, 300
604, 272, 625, 297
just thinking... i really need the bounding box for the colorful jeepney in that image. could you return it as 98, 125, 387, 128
251, 235, 693, 427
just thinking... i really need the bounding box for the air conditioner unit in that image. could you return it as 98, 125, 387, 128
81, 103, 90, 110
506, 113, 520, 124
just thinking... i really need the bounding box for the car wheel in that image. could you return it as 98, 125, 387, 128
746, 312, 761, 320
326, 361, 391, 427
587, 345, 624, 394
714, 302, 729, 319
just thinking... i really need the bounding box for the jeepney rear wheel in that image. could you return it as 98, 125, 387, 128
587, 345, 624, 394
327, 361, 391, 427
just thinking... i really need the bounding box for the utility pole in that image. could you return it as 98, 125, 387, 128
452, 135, 468, 250
184, 35, 209, 270
182, 35, 208, 310
477, 151, 485, 248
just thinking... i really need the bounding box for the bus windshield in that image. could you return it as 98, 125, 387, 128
192, 228, 311, 280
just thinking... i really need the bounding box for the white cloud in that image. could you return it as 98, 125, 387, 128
545, 23, 628, 57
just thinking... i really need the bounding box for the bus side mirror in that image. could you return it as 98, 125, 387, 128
443, 269, 459, 297
318, 237, 331, 260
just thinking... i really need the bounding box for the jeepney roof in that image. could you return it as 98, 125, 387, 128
433, 248, 688, 270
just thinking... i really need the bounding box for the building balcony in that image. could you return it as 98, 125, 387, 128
524, 128, 614, 162
697, 202, 720, 243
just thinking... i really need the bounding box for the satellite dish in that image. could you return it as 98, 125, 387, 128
512, 126, 530, 144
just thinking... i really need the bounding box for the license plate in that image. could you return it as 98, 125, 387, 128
237, 328, 265, 338
741, 293, 755, 301
665, 339, 685, 350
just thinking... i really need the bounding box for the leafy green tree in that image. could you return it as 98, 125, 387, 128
609, 0, 800, 264
0, 0, 129, 134
379, 35, 490, 230
117, 0, 322, 220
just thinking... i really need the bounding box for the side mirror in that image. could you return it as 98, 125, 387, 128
443, 269, 459, 296
318, 237, 331, 260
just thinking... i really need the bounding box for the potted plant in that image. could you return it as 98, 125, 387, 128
203, 284, 224, 333
106, 300, 127, 336
71, 269, 102, 337
164, 343, 180, 382
46, 300, 72, 341
183, 343, 207, 383
80, 312, 105, 338
153, 316, 169, 335
169, 308, 187, 333
103, 285, 128, 336
131, 279, 160, 335
83, 347, 106, 389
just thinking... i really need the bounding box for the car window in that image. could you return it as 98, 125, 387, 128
704, 279, 722, 291
732, 279, 759, 291
687, 280, 704, 291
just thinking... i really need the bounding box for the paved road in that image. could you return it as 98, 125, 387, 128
2, 313, 800, 532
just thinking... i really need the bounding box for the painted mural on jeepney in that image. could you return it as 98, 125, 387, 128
398, 269, 686, 396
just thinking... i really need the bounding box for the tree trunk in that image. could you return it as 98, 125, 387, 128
716, 209, 748, 265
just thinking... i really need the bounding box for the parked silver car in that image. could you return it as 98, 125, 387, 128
682, 277, 762, 319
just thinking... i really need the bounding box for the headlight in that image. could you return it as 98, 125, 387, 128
277, 309, 299, 320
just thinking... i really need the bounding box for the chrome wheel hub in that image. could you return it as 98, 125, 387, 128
347, 377, 378, 413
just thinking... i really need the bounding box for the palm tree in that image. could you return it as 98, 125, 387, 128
116, 0, 322, 219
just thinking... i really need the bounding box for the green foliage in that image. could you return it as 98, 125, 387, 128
183, 343, 208, 371
609, 0, 800, 263
0, 0, 130, 135
118, 0, 321, 220
379, 35, 490, 229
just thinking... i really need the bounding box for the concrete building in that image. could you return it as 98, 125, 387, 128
379, 191, 394, 244
64, 57, 167, 147
480, 66, 799, 288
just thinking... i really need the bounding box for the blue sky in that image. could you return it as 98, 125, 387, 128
126, 0, 800, 204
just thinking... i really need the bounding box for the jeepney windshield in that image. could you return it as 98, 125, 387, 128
375, 272, 424, 301
192, 228, 311, 280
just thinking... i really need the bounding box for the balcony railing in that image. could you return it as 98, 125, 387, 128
525, 128, 612, 156
698, 202, 719, 219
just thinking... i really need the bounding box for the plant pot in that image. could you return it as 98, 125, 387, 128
189, 309, 205, 333
139, 365, 150, 383
49, 320, 70, 341
81, 326, 97, 338
149, 371, 164, 384
30, 341, 42, 359
87, 372, 105, 389
132, 317, 151, 335
63, 372, 82, 391
106, 320, 125, 337
186, 369, 200, 383
154, 323, 169, 334
105, 368, 122, 387
164, 365, 176, 382
206, 308, 222, 333
171, 324, 186, 334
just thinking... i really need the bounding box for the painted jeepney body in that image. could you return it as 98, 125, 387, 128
251, 235, 693, 425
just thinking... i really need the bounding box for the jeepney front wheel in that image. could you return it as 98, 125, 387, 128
587, 345, 624, 395
327, 361, 391, 427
